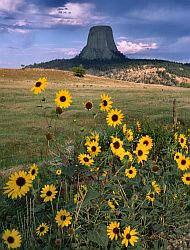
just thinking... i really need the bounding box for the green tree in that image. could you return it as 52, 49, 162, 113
72, 64, 86, 77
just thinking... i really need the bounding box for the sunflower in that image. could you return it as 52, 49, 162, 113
55, 209, 72, 228
122, 124, 127, 134
36, 223, 49, 237
146, 192, 155, 203
84, 101, 93, 111
28, 163, 38, 180
110, 137, 123, 156
178, 134, 187, 148
87, 140, 101, 157
125, 129, 134, 142
122, 226, 139, 248
125, 166, 137, 179
4, 171, 32, 199
31, 77, 48, 94
106, 109, 124, 127
120, 150, 133, 161
184, 145, 189, 154
100, 94, 113, 111
134, 144, 149, 164
85, 132, 100, 146
56, 170, 62, 175
108, 198, 119, 210
107, 222, 120, 241
136, 121, 141, 132
174, 152, 183, 162
177, 156, 190, 171
40, 184, 58, 202
74, 192, 83, 204
55, 90, 72, 108
152, 181, 161, 194
139, 135, 153, 151
182, 172, 190, 185
78, 153, 94, 167
2, 229, 22, 249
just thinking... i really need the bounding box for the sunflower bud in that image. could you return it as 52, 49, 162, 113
55, 239, 62, 246
56, 107, 63, 115
46, 133, 52, 140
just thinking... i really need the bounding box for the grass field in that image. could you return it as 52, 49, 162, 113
1, 68, 190, 169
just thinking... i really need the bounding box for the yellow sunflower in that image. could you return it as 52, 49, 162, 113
84, 101, 93, 111
178, 134, 187, 148
36, 223, 49, 237
55, 209, 72, 228
146, 192, 155, 203
177, 156, 190, 171
2, 229, 22, 249
107, 222, 120, 241
152, 181, 161, 194
125, 129, 134, 142
125, 166, 137, 179
122, 124, 127, 134
87, 140, 101, 157
100, 94, 113, 111
40, 184, 58, 202
174, 152, 183, 162
122, 226, 139, 248
28, 163, 38, 180
56, 170, 62, 175
108, 198, 119, 210
78, 153, 94, 167
55, 90, 72, 108
110, 137, 124, 156
139, 135, 153, 151
4, 171, 32, 199
85, 132, 100, 146
136, 120, 141, 132
106, 108, 124, 127
31, 77, 48, 94
182, 172, 190, 185
134, 144, 149, 164
119, 150, 133, 161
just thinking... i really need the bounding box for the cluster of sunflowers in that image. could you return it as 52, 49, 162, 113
1, 77, 190, 249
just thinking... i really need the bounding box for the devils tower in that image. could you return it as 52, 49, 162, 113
79, 26, 125, 60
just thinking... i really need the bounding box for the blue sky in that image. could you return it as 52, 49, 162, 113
0, 0, 190, 68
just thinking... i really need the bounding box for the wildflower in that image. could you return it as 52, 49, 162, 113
152, 181, 161, 194
178, 134, 187, 148
55, 209, 72, 228
36, 223, 49, 237
2, 229, 22, 249
108, 198, 119, 210
40, 184, 58, 202
85, 101, 93, 110
56, 170, 62, 175
125, 129, 134, 142
87, 140, 101, 157
177, 156, 190, 171
182, 172, 190, 185
134, 144, 149, 164
136, 121, 141, 132
55, 90, 72, 108
174, 152, 183, 162
85, 132, 99, 146
146, 192, 155, 203
28, 163, 38, 180
107, 222, 120, 240
122, 226, 139, 248
120, 150, 133, 161
106, 108, 124, 127
4, 171, 32, 199
139, 135, 153, 151
31, 77, 48, 94
78, 153, 94, 167
99, 94, 113, 111
122, 124, 127, 134
125, 166, 137, 179
110, 137, 123, 156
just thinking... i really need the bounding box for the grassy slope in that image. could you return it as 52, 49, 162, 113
1, 68, 190, 169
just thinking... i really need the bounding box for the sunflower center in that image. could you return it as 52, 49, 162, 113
91, 146, 96, 152
7, 236, 14, 244
176, 155, 179, 159
112, 114, 118, 122
61, 215, 66, 221
31, 169, 35, 175
16, 177, 26, 187
181, 159, 186, 165
46, 191, 52, 196
113, 141, 120, 149
86, 102, 93, 110
113, 227, 119, 234
181, 138, 184, 143
84, 157, 89, 162
103, 100, 108, 106
60, 96, 66, 102
126, 233, 131, 239
138, 150, 143, 156
35, 81, 41, 87
129, 170, 133, 174
186, 177, 190, 181
150, 193, 154, 198
143, 140, 149, 146
40, 227, 45, 232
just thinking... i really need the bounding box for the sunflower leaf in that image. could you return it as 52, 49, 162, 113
87, 224, 108, 247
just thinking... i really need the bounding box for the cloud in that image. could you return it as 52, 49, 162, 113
117, 40, 158, 54
0, 0, 23, 12
51, 47, 80, 57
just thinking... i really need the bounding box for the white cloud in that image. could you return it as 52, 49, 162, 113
51, 47, 80, 57
0, 0, 23, 12
117, 40, 158, 54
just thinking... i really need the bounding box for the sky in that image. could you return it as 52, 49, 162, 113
0, 0, 190, 68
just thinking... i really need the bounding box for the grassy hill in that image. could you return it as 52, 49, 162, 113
1, 68, 190, 169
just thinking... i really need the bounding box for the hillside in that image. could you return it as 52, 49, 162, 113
27, 58, 190, 87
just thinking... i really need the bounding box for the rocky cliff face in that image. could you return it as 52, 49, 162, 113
79, 26, 125, 60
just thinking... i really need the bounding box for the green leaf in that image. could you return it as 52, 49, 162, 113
82, 189, 100, 207
87, 224, 108, 247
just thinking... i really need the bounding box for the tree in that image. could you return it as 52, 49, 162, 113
72, 64, 86, 77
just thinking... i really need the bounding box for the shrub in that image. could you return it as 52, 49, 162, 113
72, 64, 86, 77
